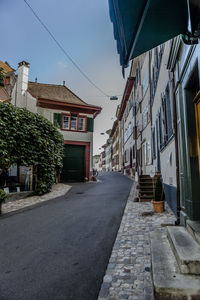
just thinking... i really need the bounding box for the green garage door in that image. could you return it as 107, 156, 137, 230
61, 145, 85, 182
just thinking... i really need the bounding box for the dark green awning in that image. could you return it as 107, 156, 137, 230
109, 0, 188, 71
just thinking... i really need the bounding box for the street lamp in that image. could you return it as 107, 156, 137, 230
110, 96, 118, 101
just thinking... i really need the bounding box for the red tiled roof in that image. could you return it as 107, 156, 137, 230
0, 60, 15, 74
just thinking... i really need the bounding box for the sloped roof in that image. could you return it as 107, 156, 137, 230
0, 60, 15, 74
28, 82, 91, 107
0, 87, 10, 102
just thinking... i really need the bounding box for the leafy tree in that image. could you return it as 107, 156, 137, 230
0, 103, 64, 195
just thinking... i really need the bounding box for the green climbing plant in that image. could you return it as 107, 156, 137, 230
0, 103, 64, 195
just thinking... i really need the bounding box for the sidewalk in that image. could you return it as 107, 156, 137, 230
98, 182, 176, 300
2, 183, 71, 215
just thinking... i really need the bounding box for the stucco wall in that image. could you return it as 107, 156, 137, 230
151, 41, 177, 187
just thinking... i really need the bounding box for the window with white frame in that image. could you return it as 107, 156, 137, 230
145, 141, 152, 165
78, 117, 85, 131
62, 114, 86, 132
70, 114, 77, 130
63, 115, 70, 129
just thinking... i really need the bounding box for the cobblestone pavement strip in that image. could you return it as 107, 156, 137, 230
2, 183, 71, 214
98, 182, 176, 300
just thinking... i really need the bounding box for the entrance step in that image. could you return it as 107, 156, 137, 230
186, 220, 200, 245
151, 231, 200, 299
139, 190, 154, 195
167, 226, 200, 275
139, 182, 153, 189
139, 174, 156, 202
139, 185, 154, 189
139, 196, 152, 202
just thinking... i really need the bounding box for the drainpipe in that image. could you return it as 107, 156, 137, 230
171, 71, 181, 225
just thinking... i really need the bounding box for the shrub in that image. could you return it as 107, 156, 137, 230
0, 103, 64, 195
0, 189, 7, 202
153, 176, 164, 202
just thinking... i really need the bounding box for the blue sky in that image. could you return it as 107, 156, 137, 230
1, 0, 129, 154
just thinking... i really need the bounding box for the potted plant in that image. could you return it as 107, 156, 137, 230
0, 189, 7, 214
152, 176, 165, 213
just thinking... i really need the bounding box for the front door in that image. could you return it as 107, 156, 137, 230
61, 145, 85, 182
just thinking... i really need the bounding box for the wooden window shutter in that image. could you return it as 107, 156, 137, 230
159, 110, 163, 148
53, 113, 62, 128
165, 86, 173, 139
87, 117, 94, 132
161, 94, 168, 143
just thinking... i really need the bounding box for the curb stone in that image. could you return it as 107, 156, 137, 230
2, 183, 71, 215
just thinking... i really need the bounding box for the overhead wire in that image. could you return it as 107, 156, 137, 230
23, 0, 111, 98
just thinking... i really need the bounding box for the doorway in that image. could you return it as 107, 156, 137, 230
61, 145, 85, 182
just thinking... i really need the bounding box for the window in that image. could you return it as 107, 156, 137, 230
164, 85, 173, 139
159, 109, 164, 148
71, 114, 77, 130
62, 113, 86, 132
4, 77, 10, 85
161, 85, 173, 145
142, 70, 149, 96
143, 141, 152, 166
63, 115, 70, 129
152, 128, 156, 159
146, 141, 152, 165
151, 45, 164, 104
124, 149, 129, 163
133, 145, 136, 159
78, 117, 85, 131
142, 105, 150, 129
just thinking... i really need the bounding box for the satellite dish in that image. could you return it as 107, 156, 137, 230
110, 96, 118, 101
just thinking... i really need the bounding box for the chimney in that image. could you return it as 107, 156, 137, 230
16, 61, 29, 107
63, 80, 65, 86
35, 77, 37, 83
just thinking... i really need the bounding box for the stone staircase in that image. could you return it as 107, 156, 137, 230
138, 175, 160, 202
151, 220, 200, 299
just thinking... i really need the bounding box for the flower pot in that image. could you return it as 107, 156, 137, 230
152, 200, 165, 213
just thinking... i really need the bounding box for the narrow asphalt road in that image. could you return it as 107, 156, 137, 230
0, 172, 132, 300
